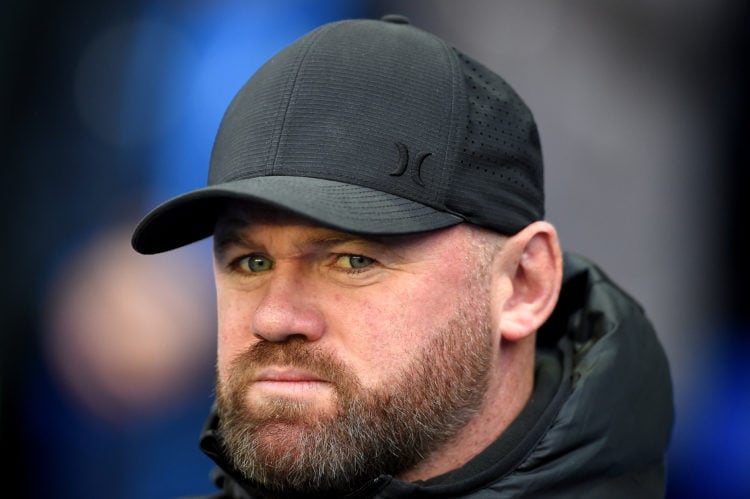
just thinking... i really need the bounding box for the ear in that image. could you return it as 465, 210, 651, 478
492, 221, 563, 342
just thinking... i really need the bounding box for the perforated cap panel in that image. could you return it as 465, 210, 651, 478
446, 50, 544, 234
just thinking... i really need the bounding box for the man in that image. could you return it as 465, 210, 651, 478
132, 15, 674, 498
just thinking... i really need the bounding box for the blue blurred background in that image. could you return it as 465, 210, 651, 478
1, 1, 747, 498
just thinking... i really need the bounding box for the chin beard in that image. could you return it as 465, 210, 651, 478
216, 282, 494, 495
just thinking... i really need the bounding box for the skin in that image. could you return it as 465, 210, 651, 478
212, 202, 563, 484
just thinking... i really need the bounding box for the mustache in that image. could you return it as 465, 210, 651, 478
228, 337, 359, 392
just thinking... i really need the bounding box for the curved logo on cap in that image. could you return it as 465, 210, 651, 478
390, 142, 430, 187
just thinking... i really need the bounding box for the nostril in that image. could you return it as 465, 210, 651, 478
251, 291, 326, 343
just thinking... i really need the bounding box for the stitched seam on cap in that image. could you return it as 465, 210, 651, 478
264, 24, 334, 174
438, 42, 466, 218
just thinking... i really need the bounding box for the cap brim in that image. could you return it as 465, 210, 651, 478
131, 176, 463, 254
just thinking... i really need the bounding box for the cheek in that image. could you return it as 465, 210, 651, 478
332, 278, 461, 378
215, 291, 256, 382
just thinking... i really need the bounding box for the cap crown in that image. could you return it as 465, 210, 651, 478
209, 17, 543, 235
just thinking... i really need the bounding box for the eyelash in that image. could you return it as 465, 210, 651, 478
335, 254, 375, 274
226, 254, 272, 274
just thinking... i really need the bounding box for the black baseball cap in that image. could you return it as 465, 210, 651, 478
132, 15, 544, 254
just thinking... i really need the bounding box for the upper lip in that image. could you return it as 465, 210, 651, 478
254, 367, 326, 383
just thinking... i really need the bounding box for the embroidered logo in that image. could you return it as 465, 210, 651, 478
389, 142, 430, 187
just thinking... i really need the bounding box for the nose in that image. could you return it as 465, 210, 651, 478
251, 267, 325, 343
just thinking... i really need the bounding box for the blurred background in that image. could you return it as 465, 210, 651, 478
1, 0, 747, 498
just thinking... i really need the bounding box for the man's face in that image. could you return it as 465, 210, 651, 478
213, 205, 501, 494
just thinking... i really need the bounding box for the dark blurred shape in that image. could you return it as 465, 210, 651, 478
42, 224, 215, 423
21, 224, 218, 499
719, 2, 750, 329
665, 330, 750, 499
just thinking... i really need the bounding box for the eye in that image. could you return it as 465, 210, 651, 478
236, 254, 273, 273
335, 254, 374, 270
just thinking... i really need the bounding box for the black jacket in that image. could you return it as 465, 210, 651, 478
193, 253, 674, 498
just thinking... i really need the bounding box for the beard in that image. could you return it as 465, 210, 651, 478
216, 275, 495, 495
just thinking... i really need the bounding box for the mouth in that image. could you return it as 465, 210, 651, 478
251, 367, 332, 397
